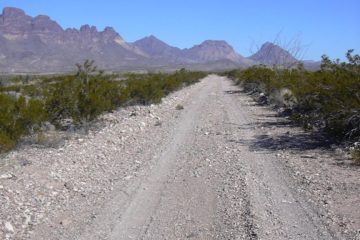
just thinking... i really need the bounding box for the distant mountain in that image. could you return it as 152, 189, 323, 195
183, 40, 253, 66
302, 60, 321, 70
0, 7, 148, 72
249, 42, 298, 67
132, 35, 183, 62
0, 7, 317, 73
133, 37, 253, 67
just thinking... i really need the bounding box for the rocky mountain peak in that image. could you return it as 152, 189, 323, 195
135, 35, 168, 48
145, 35, 160, 42
261, 41, 274, 48
32, 15, 63, 33
101, 26, 120, 40
250, 42, 297, 66
199, 40, 229, 47
133, 35, 181, 58
0, 7, 32, 33
80, 24, 97, 33
0, 6, 262, 72
1, 7, 26, 19
186, 40, 247, 64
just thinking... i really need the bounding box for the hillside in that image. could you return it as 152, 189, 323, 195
0, 7, 305, 73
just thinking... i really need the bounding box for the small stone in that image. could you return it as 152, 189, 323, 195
124, 175, 132, 180
0, 173, 14, 180
5, 222, 14, 233
64, 182, 73, 191
59, 218, 72, 227
18, 158, 31, 166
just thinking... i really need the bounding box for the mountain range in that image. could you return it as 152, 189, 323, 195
0, 7, 315, 73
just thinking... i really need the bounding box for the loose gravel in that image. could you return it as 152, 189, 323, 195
0, 75, 359, 240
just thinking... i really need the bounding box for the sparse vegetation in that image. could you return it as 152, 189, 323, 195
176, 104, 184, 110
224, 50, 360, 145
0, 62, 206, 153
351, 149, 360, 164
350, 142, 360, 164
0, 94, 47, 152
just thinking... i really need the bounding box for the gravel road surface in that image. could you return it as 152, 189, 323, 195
1, 75, 359, 240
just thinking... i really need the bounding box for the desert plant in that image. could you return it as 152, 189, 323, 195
0, 93, 46, 153
176, 104, 184, 110
350, 143, 360, 165
0, 61, 206, 153
225, 50, 360, 143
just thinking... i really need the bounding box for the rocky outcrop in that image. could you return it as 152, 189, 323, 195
184, 40, 249, 64
0, 7, 305, 72
249, 42, 298, 66
0, 7, 147, 72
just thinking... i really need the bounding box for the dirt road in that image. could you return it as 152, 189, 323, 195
2, 75, 357, 239
63, 75, 337, 239
93, 77, 332, 239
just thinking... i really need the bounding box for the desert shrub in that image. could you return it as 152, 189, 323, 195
121, 69, 205, 106
176, 104, 184, 110
44, 73, 122, 125
225, 50, 360, 142
0, 61, 206, 153
0, 94, 46, 152
21, 84, 43, 97
123, 74, 165, 105
351, 149, 360, 165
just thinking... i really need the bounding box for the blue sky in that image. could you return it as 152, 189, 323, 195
1, 0, 359, 60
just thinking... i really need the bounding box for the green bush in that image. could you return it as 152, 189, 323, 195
351, 148, 360, 165
225, 50, 360, 142
44, 74, 122, 125
0, 94, 46, 153
0, 61, 206, 153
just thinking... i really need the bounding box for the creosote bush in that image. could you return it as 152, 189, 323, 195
0, 62, 206, 153
224, 50, 360, 143
0, 94, 46, 152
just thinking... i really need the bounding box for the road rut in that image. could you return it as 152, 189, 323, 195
75, 75, 335, 239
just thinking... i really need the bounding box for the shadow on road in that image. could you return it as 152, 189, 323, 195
250, 132, 332, 152
236, 116, 333, 152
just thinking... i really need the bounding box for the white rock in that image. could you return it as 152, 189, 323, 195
124, 175, 132, 180
5, 222, 14, 233
0, 173, 13, 180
